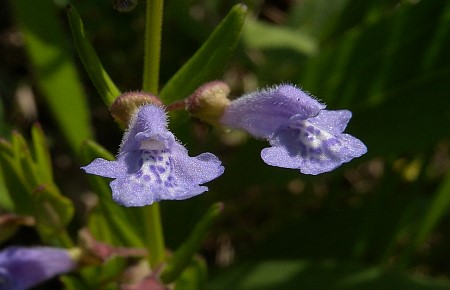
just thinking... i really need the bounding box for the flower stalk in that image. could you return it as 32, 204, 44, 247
143, 0, 164, 267
143, 0, 163, 94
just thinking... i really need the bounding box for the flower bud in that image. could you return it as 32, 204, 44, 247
186, 81, 231, 126
110, 91, 163, 126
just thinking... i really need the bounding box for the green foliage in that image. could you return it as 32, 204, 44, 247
11, 0, 92, 153
211, 259, 450, 290
160, 4, 248, 102
0, 125, 73, 246
1, 0, 449, 289
161, 203, 223, 283
67, 5, 121, 107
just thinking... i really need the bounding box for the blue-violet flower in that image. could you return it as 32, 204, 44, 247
0, 246, 76, 290
220, 84, 367, 175
82, 105, 224, 207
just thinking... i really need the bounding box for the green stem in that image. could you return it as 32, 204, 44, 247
144, 203, 165, 267
143, 0, 164, 94
142, 1, 165, 268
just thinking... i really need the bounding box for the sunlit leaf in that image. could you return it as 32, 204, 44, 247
12, 0, 92, 153
67, 5, 121, 107
160, 4, 247, 102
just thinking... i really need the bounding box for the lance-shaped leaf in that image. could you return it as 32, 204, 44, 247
0, 167, 14, 211
34, 184, 74, 247
160, 202, 223, 283
0, 136, 33, 214
160, 4, 247, 102
11, 0, 92, 153
173, 256, 207, 290
31, 123, 53, 184
67, 5, 121, 107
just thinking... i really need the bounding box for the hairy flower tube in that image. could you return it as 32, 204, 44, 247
82, 105, 224, 207
220, 84, 367, 175
0, 246, 76, 290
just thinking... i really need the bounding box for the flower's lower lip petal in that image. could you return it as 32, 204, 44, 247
262, 146, 344, 175
261, 147, 301, 169
306, 109, 352, 134
111, 178, 158, 207
338, 134, 368, 159
263, 130, 367, 175
163, 185, 208, 201
172, 146, 225, 185
110, 178, 208, 207
81, 158, 128, 179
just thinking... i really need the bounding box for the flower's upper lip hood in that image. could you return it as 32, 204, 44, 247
221, 84, 325, 139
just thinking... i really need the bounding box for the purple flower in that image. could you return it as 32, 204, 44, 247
220, 84, 367, 175
82, 105, 224, 207
0, 246, 76, 290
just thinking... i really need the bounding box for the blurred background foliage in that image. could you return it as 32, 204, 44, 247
0, 0, 449, 289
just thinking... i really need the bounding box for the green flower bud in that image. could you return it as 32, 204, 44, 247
110, 91, 163, 126
187, 81, 231, 126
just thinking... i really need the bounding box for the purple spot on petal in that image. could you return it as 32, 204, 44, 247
299, 142, 307, 157
309, 147, 322, 154
157, 166, 166, 173
135, 170, 143, 178
157, 156, 164, 161
143, 175, 151, 181
324, 138, 341, 147
307, 126, 315, 133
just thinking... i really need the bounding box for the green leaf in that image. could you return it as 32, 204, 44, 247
210, 259, 450, 290
34, 184, 74, 247
242, 19, 318, 56
398, 170, 450, 267
66, 4, 121, 107
160, 4, 247, 102
0, 167, 14, 211
161, 202, 223, 283
31, 123, 53, 184
11, 132, 41, 189
0, 139, 33, 214
174, 257, 208, 290
11, 0, 92, 153
60, 275, 90, 290
300, 0, 450, 155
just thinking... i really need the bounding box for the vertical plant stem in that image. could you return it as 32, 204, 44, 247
142, 0, 166, 268
143, 0, 163, 94
144, 203, 166, 267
